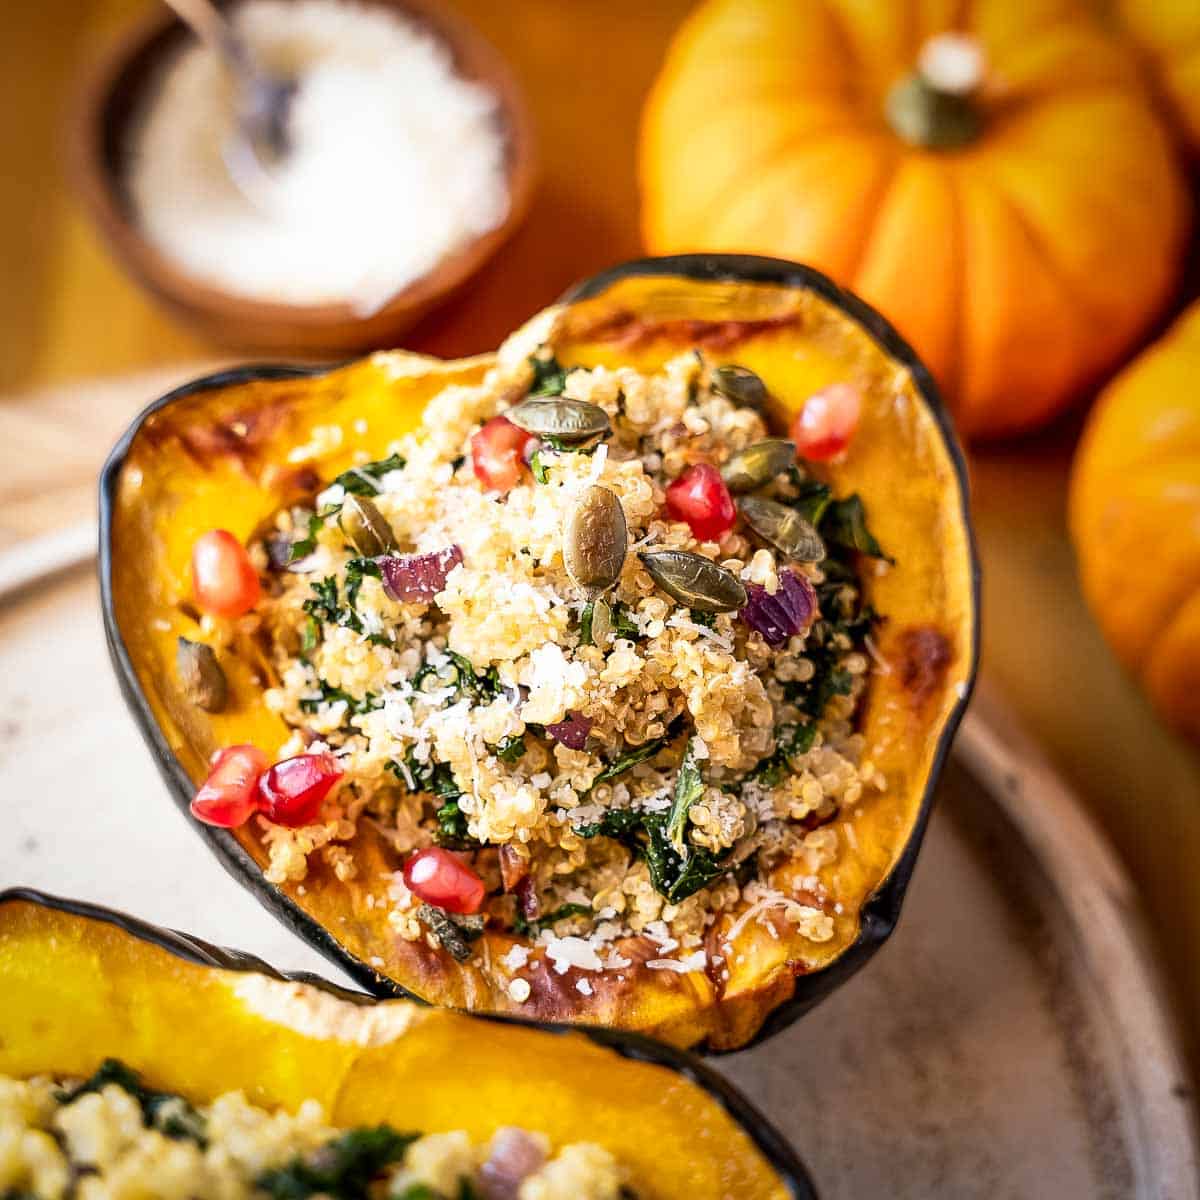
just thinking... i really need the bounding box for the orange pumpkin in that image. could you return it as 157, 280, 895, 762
1070, 301, 1200, 743
640, 0, 1190, 440
1105, 0, 1200, 156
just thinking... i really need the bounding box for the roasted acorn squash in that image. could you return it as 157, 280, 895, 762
101, 255, 979, 1051
0, 888, 813, 1199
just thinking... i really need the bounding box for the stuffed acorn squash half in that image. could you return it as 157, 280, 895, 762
102, 255, 978, 1052
0, 888, 813, 1198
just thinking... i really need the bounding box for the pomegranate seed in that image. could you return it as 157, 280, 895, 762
191, 530, 261, 617
471, 416, 537, 493
404, 847, 486, 914
191, 745, 268, 828
665, 463, 736, 542
257, 752, 342, 828
791, 383, 862, 462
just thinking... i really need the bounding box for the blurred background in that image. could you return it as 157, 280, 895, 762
2, 0, 1199, 1133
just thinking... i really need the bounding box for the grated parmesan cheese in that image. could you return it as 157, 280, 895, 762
128, 0, 510, 311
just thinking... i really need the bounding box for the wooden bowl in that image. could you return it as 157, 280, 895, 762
68, 0, 537, 354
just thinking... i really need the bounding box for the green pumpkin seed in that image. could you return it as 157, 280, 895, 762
564, 485, 628, 592
711, 364, 768, 411
176, 638, 227, 712
506, 398, 611, 443
721, 439, 797, 493
639, 549, 748, 613
339, 494, 397, 556
590, 596, 613, 647
739, 496, 825, 563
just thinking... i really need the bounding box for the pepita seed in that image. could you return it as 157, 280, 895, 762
721, 439, 797, 493
339, 495, 397, 556
564, 485, 627, 592
639, 549, 748, 613
590, 597, 613, 647
176, 638, 228, 712
711, 364, 768, 411
506, 398, 611, 443
739, 495, 826, 563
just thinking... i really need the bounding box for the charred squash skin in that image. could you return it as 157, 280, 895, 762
100, 256, 980, 1052
0, 889, 813, 1200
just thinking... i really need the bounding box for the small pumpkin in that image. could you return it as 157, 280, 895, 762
1103, 0, 1200, 156
1069, 300, 1200, 743
101, 255, 978, 1052
0, 888, 814, 1199
639, 0, 1190, 439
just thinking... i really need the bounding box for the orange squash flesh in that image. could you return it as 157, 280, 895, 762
0, 890, 809, 1199
102, 257, 978, 1052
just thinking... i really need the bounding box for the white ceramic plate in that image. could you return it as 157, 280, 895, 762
0, 567, 1195, 1197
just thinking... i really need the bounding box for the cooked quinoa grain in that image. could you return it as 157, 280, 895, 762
193, 334, 889, 978
0, 1062, 628, 1199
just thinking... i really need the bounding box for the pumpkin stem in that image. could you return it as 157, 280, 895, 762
886, 33, 985, 150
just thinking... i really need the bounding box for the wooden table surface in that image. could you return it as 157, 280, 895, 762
3, 0, 1198, 1081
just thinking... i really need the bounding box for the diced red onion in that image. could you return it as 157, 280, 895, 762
740, 570, 817, 646
380, 545, 463, 602
478, 1127, 548, 1200
546, 711, 593, 750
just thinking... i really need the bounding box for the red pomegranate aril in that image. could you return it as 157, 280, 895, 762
791, 383, 862, 461
257, 752, 342, 828
190, 745, 268, 828
665, 462, 736, 542
472, 416, 537, 493
404, 847, 486, 914
191, 529, 261, 617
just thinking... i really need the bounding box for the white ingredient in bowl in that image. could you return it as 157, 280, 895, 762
127, 0, 510, 312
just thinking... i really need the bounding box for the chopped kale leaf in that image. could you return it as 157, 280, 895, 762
303, 576, 341, 625
288, 512, 324, 562
513, 902, 593, 937
574, 807, 645, 841
413, 652, 502, 706
642, 814, 730, 902
493, 734, 526, 764
57, 1059, 207, 1147
588, 716, 687, 789
787, 477, 833, 528
665, 738, 704, 850
820, 493, 891, 561
749, 723, 818, 788
528, 352, 570, 398
577, 747, 732, 903
299, 680, 381, 718
301, 615, 320, 654
331, 453, 406, 497
256, 1126, 417, 1200
343, 556, 382, 611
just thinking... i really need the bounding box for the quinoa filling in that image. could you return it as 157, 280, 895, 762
0, 1060, 628, 1199
190, 339, 889, 980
